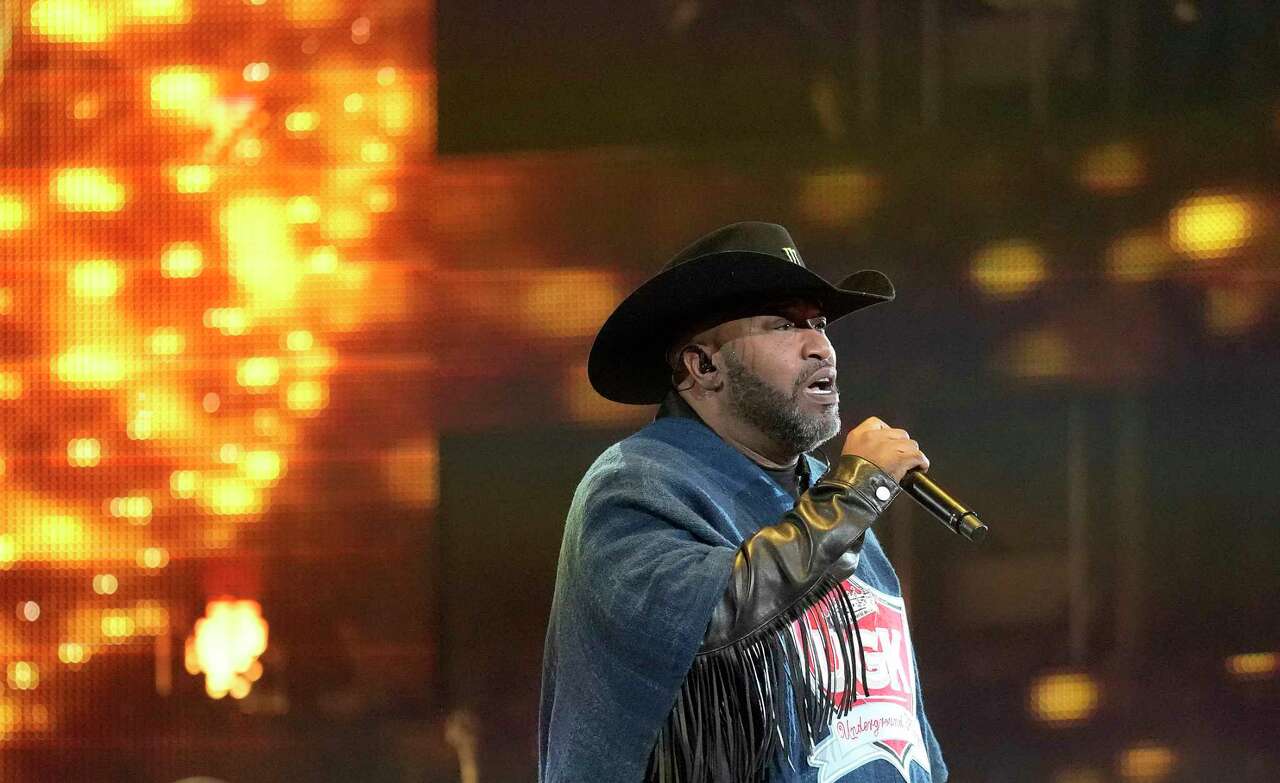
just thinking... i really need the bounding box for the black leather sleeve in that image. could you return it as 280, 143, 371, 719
700, 455, 900, 653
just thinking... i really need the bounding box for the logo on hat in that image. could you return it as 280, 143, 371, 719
781, 246, 803, 266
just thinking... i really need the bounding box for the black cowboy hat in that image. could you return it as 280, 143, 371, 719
588, 221, 895, 404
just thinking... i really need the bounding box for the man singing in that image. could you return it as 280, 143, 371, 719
539, 223, 948, 783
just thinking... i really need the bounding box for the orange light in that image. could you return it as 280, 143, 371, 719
1118, 742, 1177, 781
101, 612, 135, 640
107, 495, 153, 523
150, 68, 216, 123
7, 662, 39, 690
29, 0, 113, 44
1077, 142, 1146, 193
199, 477, 264, 516
237, 357, 281, 389
169, 470, 199, 499
52, 167, 126, 212
343, 93, 365, 113
286, 196, 321, 224
58, 643, 88, 665
0, 195, 31, 232
147, 328, 185, 356
170, 164, 214, 194
382, 439, 438, 508
161, 242, 204, 278
240, 450, 283, 484
284, 330, 314, 351
1169, 192, 1255, 260
92, 574, 118, 595
242, 62, 270, 83
377, 91, 415, 135
286, 380, 328, 414
138, 547, 169, 569
130, 0, 191, 23
221, 197, 303, 304
186, 599, 269, 699
0, 371, 24, 400
1225, 652, 1279, 681
204, 307, 250, 336
53, 346, 127, 388
796, 167, 880, 228
970, 240, 1048, 299
1028, 671, 1100, 726
360, 138, 392, 163
69, 260, 122, 299
284, 109, 319, 135
1106, 231, 1173, 283
284, 0, 343, 25
67, 438, 102, 468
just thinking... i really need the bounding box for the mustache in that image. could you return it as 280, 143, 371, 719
791, 360, 837, 394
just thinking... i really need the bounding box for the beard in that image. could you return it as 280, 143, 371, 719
721, 348, 841, 456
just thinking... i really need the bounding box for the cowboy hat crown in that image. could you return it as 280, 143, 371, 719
588, 221, 894, 404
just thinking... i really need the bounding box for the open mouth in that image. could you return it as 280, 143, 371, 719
802, 368, 838, 401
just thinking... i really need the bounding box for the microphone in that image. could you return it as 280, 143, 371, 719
900, 469, 988, 543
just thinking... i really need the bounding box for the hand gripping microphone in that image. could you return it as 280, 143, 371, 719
899, 469, 988, 543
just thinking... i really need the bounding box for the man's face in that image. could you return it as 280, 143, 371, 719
711, 300, 841, 455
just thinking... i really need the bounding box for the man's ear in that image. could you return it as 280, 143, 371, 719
681, 345, 722, 392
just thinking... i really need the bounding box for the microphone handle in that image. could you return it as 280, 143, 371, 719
900, 469, 988, 543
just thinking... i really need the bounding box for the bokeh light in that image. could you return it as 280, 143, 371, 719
1027, 671, 1100, 726
1169, 192, 1257, 260
970, 240, 1049, 300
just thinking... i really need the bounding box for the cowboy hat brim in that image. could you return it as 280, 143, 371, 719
588, 251, 894, 404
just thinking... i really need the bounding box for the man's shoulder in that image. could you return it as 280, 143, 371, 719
582, 417, 707, 486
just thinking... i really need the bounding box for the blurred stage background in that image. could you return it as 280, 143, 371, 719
0, 0, 1277, 781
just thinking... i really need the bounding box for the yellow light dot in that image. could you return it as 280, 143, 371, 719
323, 208, 371, 240
147, 328, 185, 356
203, 307, 249, 336
150, 68, 216, 124
19, 601, 40, 622
237, 357, 280, 389
108, 495, 152, 522
58, 643, 87, 665
1077, 142, 1146, 193
242, 62, 270, 82
221, 197, 303, 304
0, 535, 17, 568
134, 601, 170, 634
170, 470, 199, 499
308, 246, 339, 273
241, 450, 282, 483
52, 167, 126, 212
284, 109, 318, 135
53, 347, 126, 388
102, 613, 135, 639
130, 0, 191, 23
1028, 671, 1099, 726
284, 330, 314, 351
69, 259, 121, 299
999, 328, 1074, 381
377, 66, 397, 86
1225, 651, 1279, 681
171, 164, 213, 194
201, 477, 263, 516
971, 240, 1048, 300
515, 270, 622, 339
285, 0, 342, 25
377, 91, 414, 135
71, 93, 102, 120
7, 662, 38, 690
0, 288, 12, 315
360, 138, 391, 164
30, 0, 112, 43
286, 380, 328, 414
286, 196, 321, 224
0, 371, 24, 400
92, 573, 118, 595
161, 242, 203, 278
234, 138, 263, 160
67, 438, 102, 467
1106, 231, 1173, 283
343, 93, 364, 113
1169, 192, 1255, 260
139, 547, 169, 569
0, 195, 31, 232
364, 186, 394, 213
1118, 743, 1177, 781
